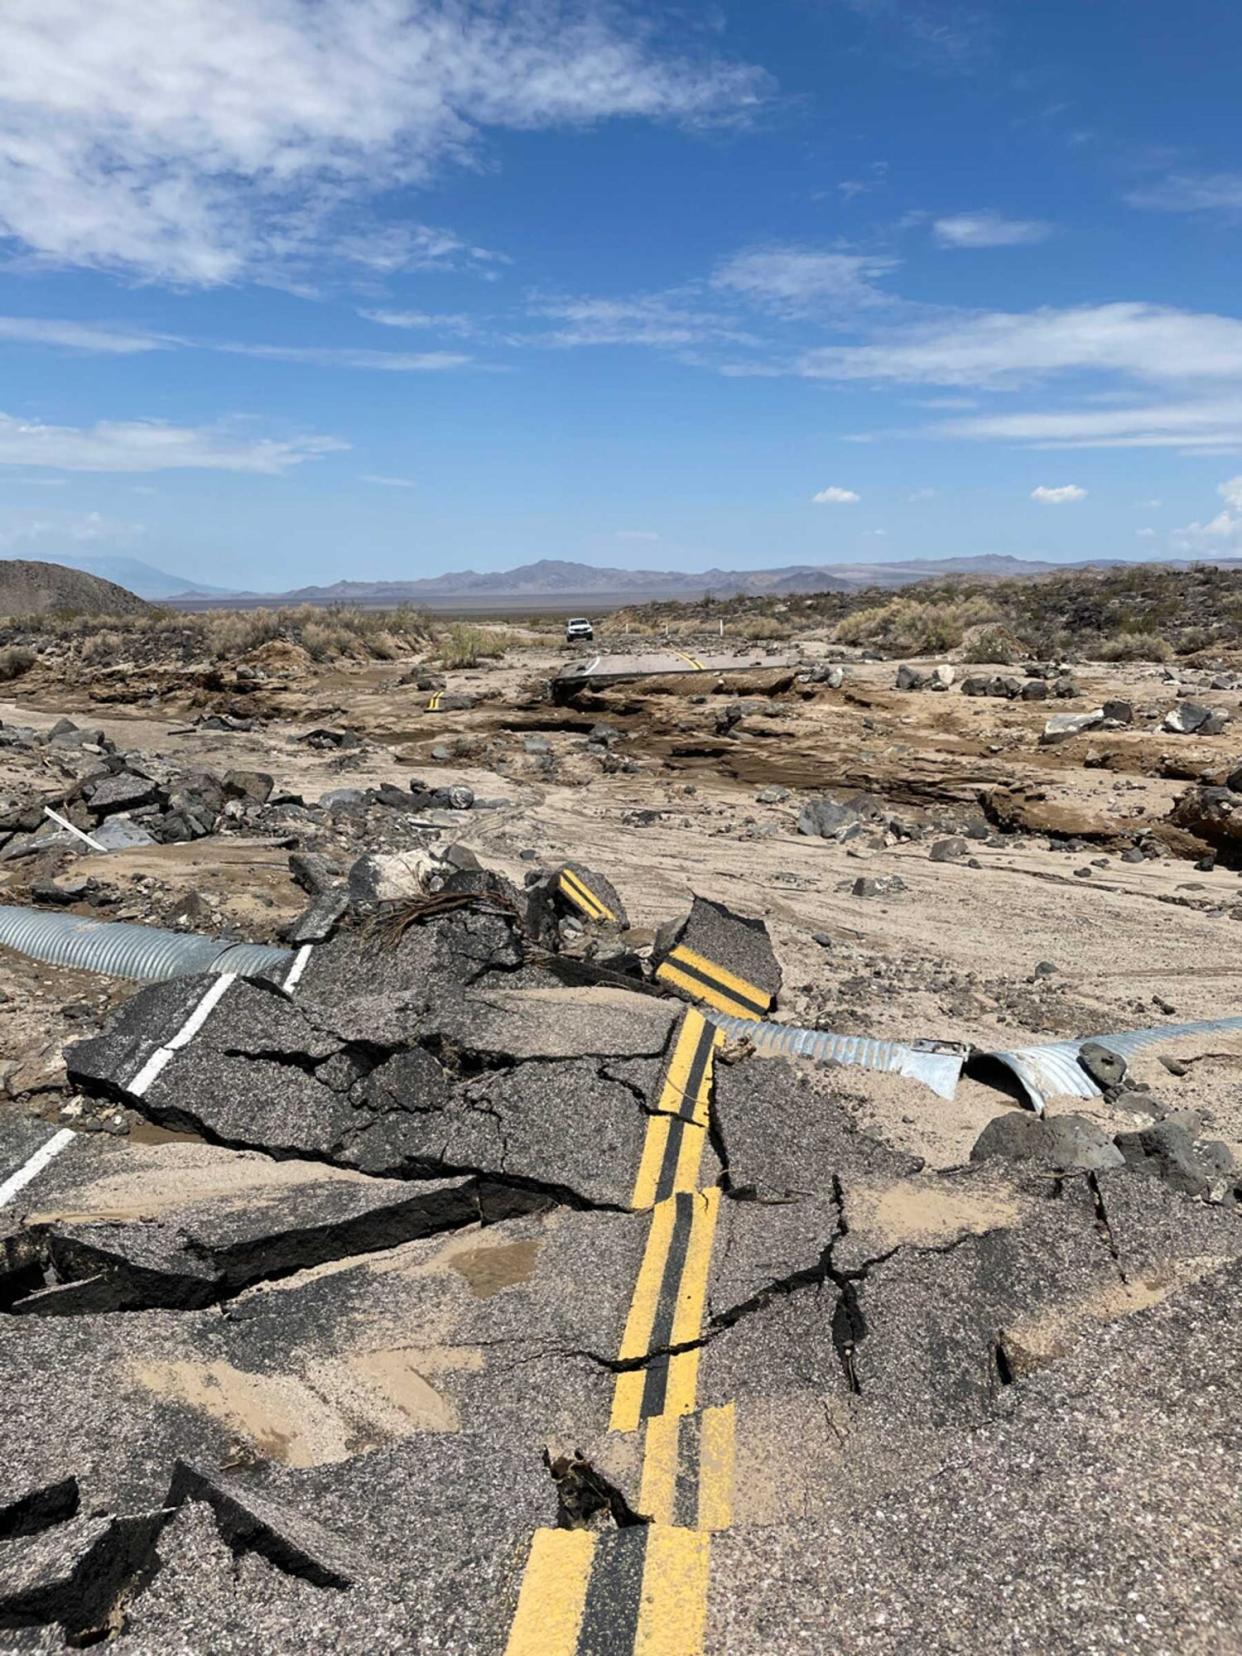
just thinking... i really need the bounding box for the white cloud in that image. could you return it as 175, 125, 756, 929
0, 413, 346, 472
932, 211, 1052, 248
0, 0, 770, 283
530, 294, 754, 348
927, 398, 1242, 450
360, 473, 415, 488
0, 508, 144, 549
360, 308, 475, 335
1030, 484, 1086, 504
812, 485, 861, 504
711, 246, 898, 317
221, 343, 471, 371
1127, 172, 1242, 218
0, 315, 170, 353
1137, 527, 1156, 539
908, 486, 938, 501
796, 303, 1242, 389
1136, 497, 1163, 508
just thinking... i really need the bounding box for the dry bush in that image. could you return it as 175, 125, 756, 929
1096, 630, 1174, 662
0, 644, 35, 680
432, 622, 512, 668
961, 626, 1019, 665
731, 614, 794, 641
834, 596, 999, 656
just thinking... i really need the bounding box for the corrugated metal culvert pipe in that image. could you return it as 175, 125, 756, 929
0, 905, 293, 983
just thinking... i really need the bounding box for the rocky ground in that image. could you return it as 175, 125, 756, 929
0, 619, 1239, 1652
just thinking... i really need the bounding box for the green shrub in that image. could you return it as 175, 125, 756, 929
1096, 630, 1173, 662
0, 645, 35, 680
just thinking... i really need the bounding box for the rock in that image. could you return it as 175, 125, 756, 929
797, 791, 883, 840
288, 852, 341, 896
299, 728, 361, 750
319, 787, 367, 810
438, 694, 475, 712
1114, 1122, 1211, 1198
1051, 676, 1080, 698
1121, 846, 1145, 864
1040, 710, 1105, 744
1033, 961, 1057, 977
932, 664, 955, 689
1168, 785, 1242, 856
1164, 702, 1228, 735
960, 675, 991, 697
86, 772, 158, 816
896, 664, 927, 691
90, 815, 157, 851
851, 874, 908, 899
285, 886, 349, 945
347, 850, 436, 906
756, 786, 789, 805
1078, 1039, 1126, 1090
971, 1111, 1125, 1172
1019, 679, 1048, 700
1102, 699, 1134, 725
928, 837, 968, 863
222, 769, 274, 805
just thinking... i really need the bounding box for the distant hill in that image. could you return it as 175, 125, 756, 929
0, 559, 152, 617
52, 554, 230, 600
163, 552, 1242, 613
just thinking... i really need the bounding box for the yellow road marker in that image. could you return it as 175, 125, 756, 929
655, 943, 770, 1021
633, 1527, 711, 1656
426, 690, 443, 712
611, 1188, 720, 1432
559, 866, 617, 923
630, 1013, 719, 1210
638, 1411, 682, 1526
637, 1402, 734, 1531
505, 1528, 596, 1656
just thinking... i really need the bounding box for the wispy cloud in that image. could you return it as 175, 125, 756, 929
220, 343, 471, 372
1030, 483, 1086, 504
1127, 172, 1242, 219
529, 294, 754, 348
812, 485, 861, 504
932, 211, 1052, 248
797, 303, 1242, 389
360, 473, 415, 488
360, 308, 477, 336
926, 399, 1242, 450
836, 0, 995, 73
0, 316, 173, 353
711, 246, 898, 317
0, 1, 770, 284
0, 413, 346, 473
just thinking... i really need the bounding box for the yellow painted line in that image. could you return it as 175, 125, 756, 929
674, 650, 706, 671
697, 1403, 735, 1532
638, 1412, 681, 1526
656, 961, 755, 1021
559, 867, 615, 923
630, 1113, 674, 1212
505, 1528, 596, 1656
667, 944, 770, 1016
426, 691, 442, 711
661, 1188, 719, 1420
634, 1527, 711, 1656
630, 1013, 718, 1210
611, 1197, 679, 1431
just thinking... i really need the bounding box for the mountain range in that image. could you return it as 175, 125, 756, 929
14, 553, 1242, 610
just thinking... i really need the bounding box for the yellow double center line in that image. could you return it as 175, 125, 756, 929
426, 690, 443, 711
655, 944, 772, 1022
559, 867, 618, 924
507, 988, 749, 1655
675, 650, 706, 670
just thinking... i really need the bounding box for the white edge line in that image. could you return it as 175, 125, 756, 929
130, 972, 237, 1098
0, 1127, 76, 1208
43, 806, 105, 852
284, 944, 312, 993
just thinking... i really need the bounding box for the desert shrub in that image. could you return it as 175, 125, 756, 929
731, 614, 794, 641
1096, 630, 1173, 662
79, 630, 123, 663
0, 645, 36, 680
432, 623, 510, 668
961, 627, 1017, 665
834, 596, 999, 656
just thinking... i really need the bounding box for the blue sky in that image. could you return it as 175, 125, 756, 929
1, 0, 1241, 590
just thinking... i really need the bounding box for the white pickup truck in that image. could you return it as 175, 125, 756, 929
564, 617, 594, 643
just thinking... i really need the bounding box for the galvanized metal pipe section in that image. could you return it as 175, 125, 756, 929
705, 1011, 967, 1100
0, 905, 293, 983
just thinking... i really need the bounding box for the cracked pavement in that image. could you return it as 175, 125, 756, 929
1, 860, 1240, 1653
